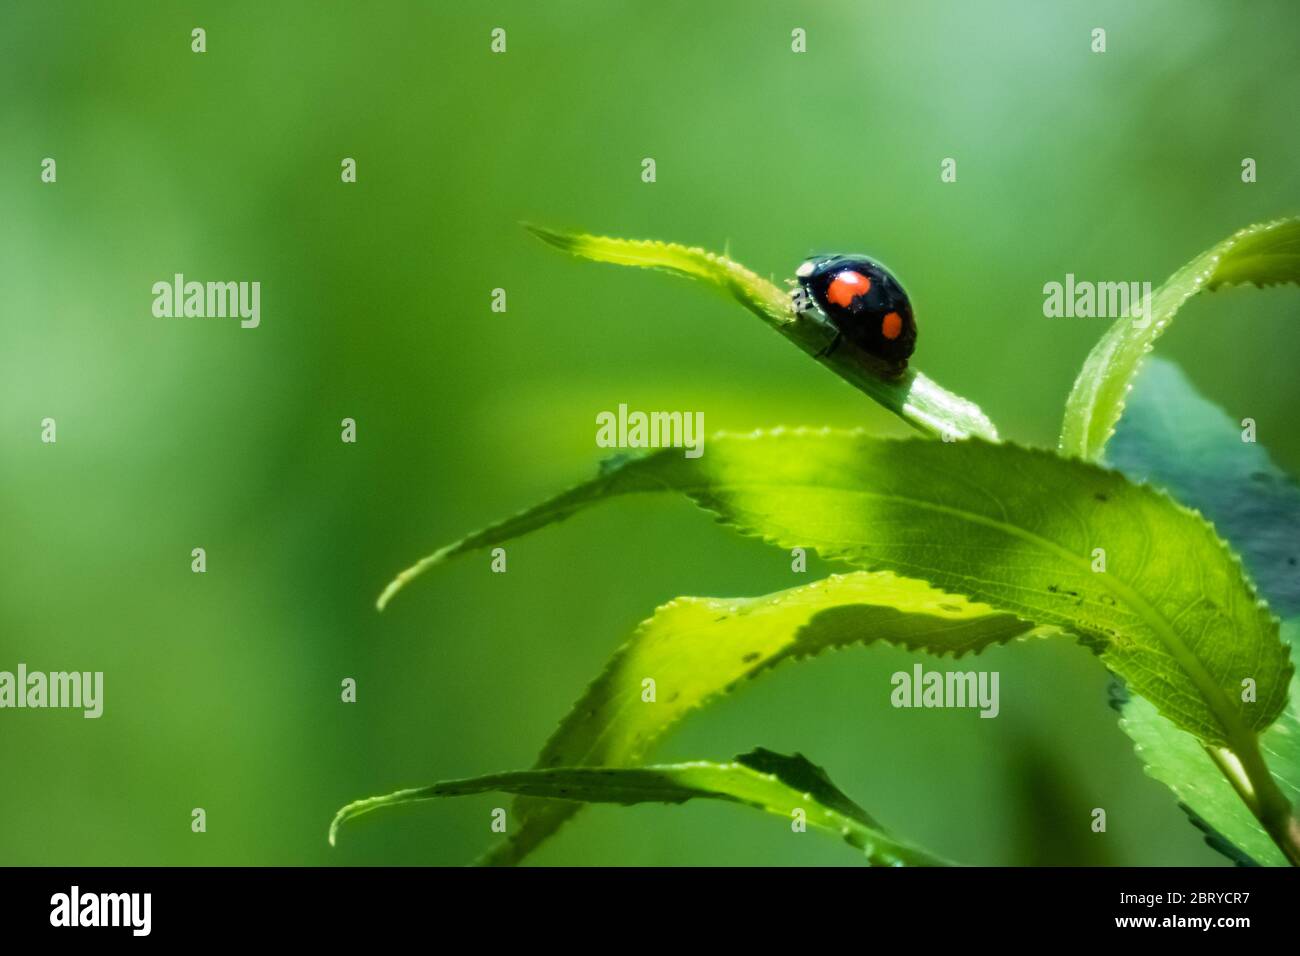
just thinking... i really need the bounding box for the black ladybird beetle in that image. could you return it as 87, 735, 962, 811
794, 254, 916, 375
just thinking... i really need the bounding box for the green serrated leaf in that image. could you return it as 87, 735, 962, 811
330, 747, 954, 866
1060, 217, 1300, 461
1117, 623, 1300, 867
526, 225, 998, 443
1103, 359, 1300, 864
380, 430, 1291, 752
480, 570, 1043, 865
1261, 644, 1300, 814
1118, 692, 1284, 866
524, 225, 793, 326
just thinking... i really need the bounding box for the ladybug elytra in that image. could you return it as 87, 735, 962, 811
794, 254, 916, 376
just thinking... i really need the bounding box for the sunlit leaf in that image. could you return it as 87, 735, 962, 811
526, 225, 998, 443
380, 429, 1291, 752
1060, 217, 1300, 461
479, 570, 1042, 864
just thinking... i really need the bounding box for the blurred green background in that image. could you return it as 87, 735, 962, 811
2, 0, 1298, 866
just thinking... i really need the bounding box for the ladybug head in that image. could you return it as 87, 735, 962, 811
794, 254, 916, 375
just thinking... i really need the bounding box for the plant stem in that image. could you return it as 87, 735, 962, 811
1239, 740, 1300, 866
1212, 737, 1300, 866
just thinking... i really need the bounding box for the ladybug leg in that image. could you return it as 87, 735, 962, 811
802, 310, 841, 357
814, 328, 842, 358
791, 289, 841, 356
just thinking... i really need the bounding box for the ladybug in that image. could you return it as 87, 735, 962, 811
794, 254, 916, 376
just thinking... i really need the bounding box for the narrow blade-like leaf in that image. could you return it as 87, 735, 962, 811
526, 225, 998, 443
1060, 217, 1300, 461
481, 570, 1041, 864
331, 748, 954, 866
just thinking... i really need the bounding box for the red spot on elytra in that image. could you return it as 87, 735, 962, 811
881, 311, 903, 340
827, 271, 871, 308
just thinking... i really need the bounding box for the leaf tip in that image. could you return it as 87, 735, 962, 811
521, 221, 576, 252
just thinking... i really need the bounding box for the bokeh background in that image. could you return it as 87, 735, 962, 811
2, 0, 1298, 866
